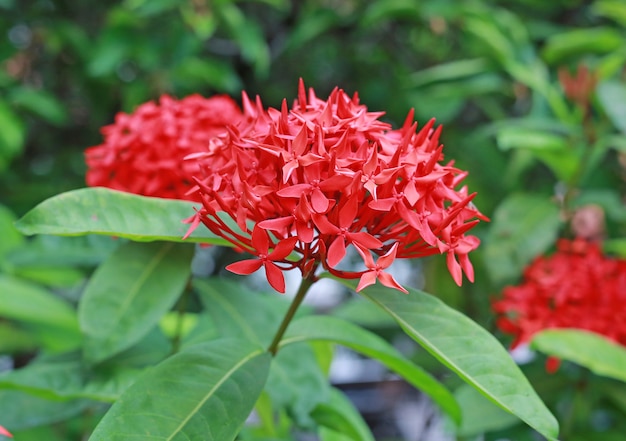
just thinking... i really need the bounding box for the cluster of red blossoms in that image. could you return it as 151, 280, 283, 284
85, 81, 487, 293
182, 81, 487, 293
493, 238, 626, 355
85, 94, 242, 201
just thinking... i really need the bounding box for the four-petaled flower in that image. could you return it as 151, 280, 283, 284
186, 80, 487, 293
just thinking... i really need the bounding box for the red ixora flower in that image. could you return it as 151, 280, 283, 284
185, 80, 487, 293
85, 94, 242, 201
493, 238, 626, 371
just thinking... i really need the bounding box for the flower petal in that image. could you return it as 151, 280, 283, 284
226, 259, 263, 275
269, 237, 298, 261
264, 261, 287, 293
356, 271, 377, 292
378, 271, 408, 294
327, 236, 347, 268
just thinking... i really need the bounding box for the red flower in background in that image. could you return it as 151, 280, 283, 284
85, 94, 242, 201
185, 80, 487, 293
493, 238, 626, 368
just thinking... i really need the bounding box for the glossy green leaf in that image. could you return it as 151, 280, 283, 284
598, 80, 626, 135
532, 329, 626, 383
0, 274, 78, 330
483, 193, 562, 286
334, 279, 559, 441
454, 383, 520, 436
79, 241, 193, 363
280, 314, 460, 424
14, 187, 230, 245
312, 387, 375, 441
89, 339, 271, 441
0, 322, 38, 353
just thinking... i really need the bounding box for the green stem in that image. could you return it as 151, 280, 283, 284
267, 274, 316, 356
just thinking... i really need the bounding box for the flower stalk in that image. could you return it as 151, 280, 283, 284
267, 273, 317, 356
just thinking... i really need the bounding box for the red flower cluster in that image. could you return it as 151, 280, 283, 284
85, 94, 242, 201
493, 238, 626, 351
185, 80, 487, 293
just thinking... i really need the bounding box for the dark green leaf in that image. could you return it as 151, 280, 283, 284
0, 98, 25, 172
280, 315, 460, 423
15, 188, 230, 245
483, 193, 562, 286
89, 339, 271, 441
334, 279, 559, 441
532, 329, 626, 383
79, 241, 193, 363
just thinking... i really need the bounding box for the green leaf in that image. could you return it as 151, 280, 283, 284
0, 204, 23, 258
0, 353, 139, 402
542, 28, 623, 64
280, 315, 460, 424
334, 279, 559, 441
483, 193, 562, 286
593, 0, 626, 27
532, 329, 626, 383
453, 383, 521, 437
14, 187, 230, 245
79, 241, 193, 363
194, 278, 290, 346
0, 97, 25, 172
0, 390, 90, 431
89, 339, 271, 441
266, 343, 330, 427
598, 80, 626, 135
0, 274, 78, 330
312, 387, 375, 441
9, 87, 68, 126
409, 58, 491, 88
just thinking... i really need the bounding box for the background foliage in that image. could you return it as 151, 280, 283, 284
2, 0, 626, 440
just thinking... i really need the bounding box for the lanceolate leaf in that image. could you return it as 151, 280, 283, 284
280, 314, 461, 424
333, 278, 559, 441
89, 339, 271, 441
14, 187, 230, 245
79, 241, 193, 363
532, 329, 626, 383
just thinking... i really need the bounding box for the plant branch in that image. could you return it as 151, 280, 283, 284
267, 273, 316, 356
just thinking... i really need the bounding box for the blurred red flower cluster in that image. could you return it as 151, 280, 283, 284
85, 94, 242, 201
0, 424, 11, 438
184, 80, 487, 292
493, 238, 626, 352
